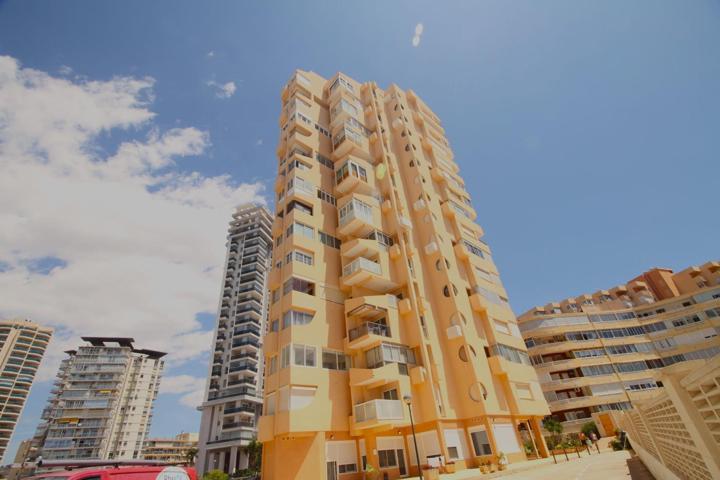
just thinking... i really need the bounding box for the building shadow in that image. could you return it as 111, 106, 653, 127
626, 454, 656, 480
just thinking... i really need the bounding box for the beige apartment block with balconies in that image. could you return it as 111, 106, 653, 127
0, 319, 53, 463
33, 337, 165, 461
257, 70, 550, 480
142, 432, 198, 464
518, 261, 720, 438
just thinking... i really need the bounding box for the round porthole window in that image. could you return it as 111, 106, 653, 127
469, 382, 489, 402
449, 312, 467, 325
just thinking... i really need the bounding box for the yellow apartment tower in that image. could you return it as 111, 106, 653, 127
257, 70, 549, 479
518, 261, 720, 438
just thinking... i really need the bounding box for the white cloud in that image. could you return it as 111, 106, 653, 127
206, 80, 236, 99
0, 55, 265, 384
207, 51, 215, 58
255, 138, 263, 146
412, 23, 424, 47
160, 375, 206, 409
161, 374, 205, 394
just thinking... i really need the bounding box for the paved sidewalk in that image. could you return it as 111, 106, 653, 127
437, 450, 655, 480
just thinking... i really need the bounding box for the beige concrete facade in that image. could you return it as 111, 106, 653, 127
33, 337, 165, 461
620, 356, 720, 480
518, 261, 720, 437
142, 432, 198, 464
0, 319, 53, 463
258, 71, 550, 480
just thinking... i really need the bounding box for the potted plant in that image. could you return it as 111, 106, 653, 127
478, 460, 490, 474
496, 452, 508, 471
363, 464, 378, 480
444, 461, 456, 473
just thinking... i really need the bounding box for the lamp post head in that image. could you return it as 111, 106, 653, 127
403, 394, 412, 405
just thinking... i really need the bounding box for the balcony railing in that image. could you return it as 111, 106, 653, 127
348, 322, 390, 341
354, 399, 403, 423
343, 257, 381, 277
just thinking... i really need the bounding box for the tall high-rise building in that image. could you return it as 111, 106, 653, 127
196, 204, 273, 475
257, 71, 549, 479
0, 319, 52, 463
33, 337, 165, 461
517, 261, 720, 437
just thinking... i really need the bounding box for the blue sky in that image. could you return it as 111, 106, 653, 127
1, 0, 719, 463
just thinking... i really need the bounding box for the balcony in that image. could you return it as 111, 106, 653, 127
347, 321, 391, 351
337, 196, 379, 238
332, 124, 368, 160
352, 399, 404, 429
343, 256, 380, 279
349, 362, 403, 388
335, 158, 374, 196
341, 257, 395, 292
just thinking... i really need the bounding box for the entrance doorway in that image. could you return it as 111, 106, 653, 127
326, 461, 337, 480
396, 449, 407, 476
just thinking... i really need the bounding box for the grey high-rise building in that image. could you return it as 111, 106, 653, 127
196, 204, 272, 475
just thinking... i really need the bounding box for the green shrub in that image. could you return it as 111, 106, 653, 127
581, 421, 600, 438
203, 470, 229, 480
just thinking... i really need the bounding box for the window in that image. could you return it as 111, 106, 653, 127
470, 430, 492, 456
463, 240, 485, 258
365, 343, 417, 371
282, 310, 314, 329
338, 464, 357, 473
319, 231, 341, 249
339, 198, 373, 225
293, 344, 316, 367
287, 176, 315, 197
672, 314, 701, 328
286, 221, 314, 240
382, 388, 399, 400
336, 160, 368, 185
280, 345, 290, 369
283, 277, 315, 295
317, 188, 337, 206
286, 200, 313, 216
366, 229, 394, 247
494, 319, 511, 335
489, 344, 531, 366
447, 446, 459, 459
378, 450, 397, 468
515, 383, 533, 400
266, 356, 277, 375
270, 319, 279, 332
265, 393, 276, 415
286, 250, 313, 266
322, 349, 349, 371
316, 153, 334, 169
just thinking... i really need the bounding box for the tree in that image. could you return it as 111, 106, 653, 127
581, 421, 599, 439
542, 417, 564, 449
242, 438, 262, 473
203, 470, 229, 480
184, 447, 198, 465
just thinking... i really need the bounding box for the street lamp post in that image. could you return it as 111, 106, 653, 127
403, 394, 423, 480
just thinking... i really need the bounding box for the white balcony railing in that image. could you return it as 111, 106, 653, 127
343, 257, 381, 277
354, 399, 403, 423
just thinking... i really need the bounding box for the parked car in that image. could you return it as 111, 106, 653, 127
27, 463, 197, 480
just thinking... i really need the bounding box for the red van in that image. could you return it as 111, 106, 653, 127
28, 464, 197, 480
